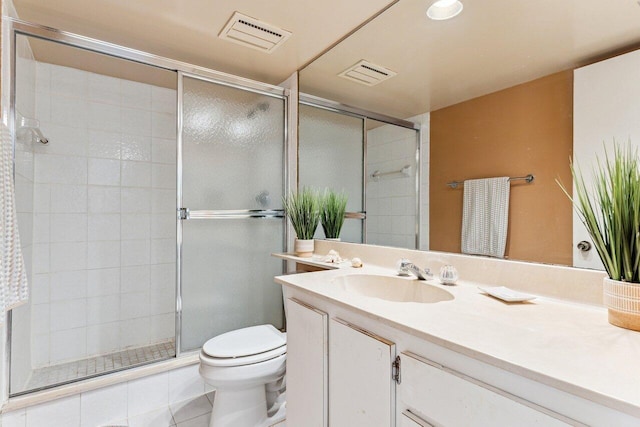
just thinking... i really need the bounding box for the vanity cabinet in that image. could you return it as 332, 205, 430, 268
286, 298, 329, 427
399, 352, 569, 426
329, 318, 396, 427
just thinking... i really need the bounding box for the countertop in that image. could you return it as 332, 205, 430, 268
275, 265, 640, 418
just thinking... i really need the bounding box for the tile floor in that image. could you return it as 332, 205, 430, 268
26, 340, 175, 391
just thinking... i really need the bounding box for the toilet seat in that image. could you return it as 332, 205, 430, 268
201, 324, 287, 367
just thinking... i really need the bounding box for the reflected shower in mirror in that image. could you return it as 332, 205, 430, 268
299, 0, 640, 268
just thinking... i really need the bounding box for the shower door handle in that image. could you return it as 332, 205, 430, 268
178, 208, 284, 220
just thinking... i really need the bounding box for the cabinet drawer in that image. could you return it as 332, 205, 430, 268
399, 352, 571, 426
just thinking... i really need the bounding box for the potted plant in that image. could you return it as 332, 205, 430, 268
321, 189, 348, 241
283, 187, 320, 257
559, 143, 640, 331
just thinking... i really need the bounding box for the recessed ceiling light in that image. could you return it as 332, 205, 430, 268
426, 0, 463, 21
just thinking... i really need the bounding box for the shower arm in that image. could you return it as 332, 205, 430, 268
17, 114, 48, 144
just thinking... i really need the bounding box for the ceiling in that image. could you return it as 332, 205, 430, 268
12, 0, 397, 85
300, 0, 640, 118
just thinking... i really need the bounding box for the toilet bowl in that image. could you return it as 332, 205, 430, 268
199, 324, 287, 427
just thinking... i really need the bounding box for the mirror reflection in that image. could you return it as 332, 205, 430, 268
299, 0, 640, 268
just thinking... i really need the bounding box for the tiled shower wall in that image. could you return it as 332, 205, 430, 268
366, 122, 420, 249
29, 62, 177, 367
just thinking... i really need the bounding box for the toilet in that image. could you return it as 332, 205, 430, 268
199, 324, 287, 427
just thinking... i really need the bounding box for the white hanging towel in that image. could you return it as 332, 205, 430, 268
461, 177, 510, 258
0, 122, 29, 324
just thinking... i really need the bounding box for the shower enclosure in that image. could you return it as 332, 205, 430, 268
7, 21, 288, 395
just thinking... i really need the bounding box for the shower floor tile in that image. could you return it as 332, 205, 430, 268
26, 340, 175, 391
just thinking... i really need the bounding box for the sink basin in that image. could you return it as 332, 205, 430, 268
332, 274, 454, 304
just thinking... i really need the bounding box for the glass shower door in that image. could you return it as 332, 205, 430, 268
179, 74, 286, 352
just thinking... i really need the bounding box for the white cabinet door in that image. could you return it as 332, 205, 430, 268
399, 352, 572, 426
286, 298, 328, 427
329, 318, 396, 427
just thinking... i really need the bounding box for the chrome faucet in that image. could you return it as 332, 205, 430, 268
396, 259, 433, 280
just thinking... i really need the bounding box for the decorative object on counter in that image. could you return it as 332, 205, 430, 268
439, 265, 459, 285
283, 187, 320, 257
351, 257, 363, 268
320, 189, 348, 240
323, 249, 344, 263
559, 143, 640, 331
478, 286, 536, 302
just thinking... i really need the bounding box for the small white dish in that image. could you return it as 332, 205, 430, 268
478, 286, 536, 302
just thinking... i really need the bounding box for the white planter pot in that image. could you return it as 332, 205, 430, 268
603, 277, 640, 331
294, 239, 314, 258
325, 238, 341, 242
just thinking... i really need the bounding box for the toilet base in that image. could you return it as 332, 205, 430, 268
209, 386, 286, 427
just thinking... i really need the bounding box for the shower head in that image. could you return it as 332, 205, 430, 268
17, 115, 48, 144
247, 101, 270, 119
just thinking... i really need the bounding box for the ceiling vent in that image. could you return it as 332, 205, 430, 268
219, 12, 292, 53
338, 60, 397, 86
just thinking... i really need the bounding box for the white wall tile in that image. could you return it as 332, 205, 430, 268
88, 240, 121, 269
88, 158, 121, 186
151, 263, 175, 293
128, 406, 174, 427
35, 123, 88, 157
31, 304, 50, 335
120, 317, 150, 348
121, 291, 149, 320
150, 289, 175, 316
122, 161, 151, 187
151, 238, 175, 264
152, 112, 176, 139
50, 213, 87, 242
50, 96, 88, 127
152, 137, 176, 164
36, 62, 51, 93
121, 239, 150, 266
33, 243, 50, 274
121, 134, 152, 161
87, 295, 120, 325
50, 327, 87, 362
127, 371, 169, 417
50, 241, 87, 272
88, 213, 121, 241
88, 130, 121, 159
150, 313, 175, 341
50, 65, 87, 99
152, 163, 176, 189
31, 273, 50, 304
88, 73, 120, 105
122, 108, 152, 136
121, 265, 150, 293
88, 186, 121, 213
122, 80, 152, 110
50, 270, 87, 301
151, 214, 175, 239
35, 154, 87, 185
122, 214, 151, 240
80, 382, 128, 427
32, 333, 50, 367
87, 268, 120, 297
33, 213, 50, 243
152, 86, 176, 114
168, 364, 204, 404
50, 299, 87, 331
122, 188, 151, 213
88, 102, 120, 132
50, 184, 87, 213
34, 183, 51, 212
26, 395, 80, 427
152, 189, 175, 213
2, 408, 26, 427
86, 322, 120, 355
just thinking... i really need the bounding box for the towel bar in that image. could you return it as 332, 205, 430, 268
447, 174, 534, 189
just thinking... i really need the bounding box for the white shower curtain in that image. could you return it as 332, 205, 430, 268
0, 121, 29, 323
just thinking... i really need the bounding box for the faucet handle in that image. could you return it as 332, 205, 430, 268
396, 258, 411, 276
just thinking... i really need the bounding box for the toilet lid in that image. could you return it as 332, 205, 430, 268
202, 324, 286, 358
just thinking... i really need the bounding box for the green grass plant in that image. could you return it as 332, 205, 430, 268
558, 143, 640, 283
283, 187, 320, 240
321, 189, 348, 239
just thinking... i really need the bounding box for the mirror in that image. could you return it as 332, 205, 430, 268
299, 0, 640, 268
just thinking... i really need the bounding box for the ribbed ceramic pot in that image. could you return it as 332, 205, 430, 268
603, 277, 640, 331
294, 238, 314, 258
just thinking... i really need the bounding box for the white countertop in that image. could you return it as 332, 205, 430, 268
275, 265, 640, 418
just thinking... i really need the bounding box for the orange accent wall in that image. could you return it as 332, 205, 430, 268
429, 71, 574, 265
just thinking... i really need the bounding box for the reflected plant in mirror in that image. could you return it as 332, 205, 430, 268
321, 189, 348, 240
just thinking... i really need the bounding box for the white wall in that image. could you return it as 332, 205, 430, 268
27, 62, 177, 367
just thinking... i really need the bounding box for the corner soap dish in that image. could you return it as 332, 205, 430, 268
478, 286, 536, 302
